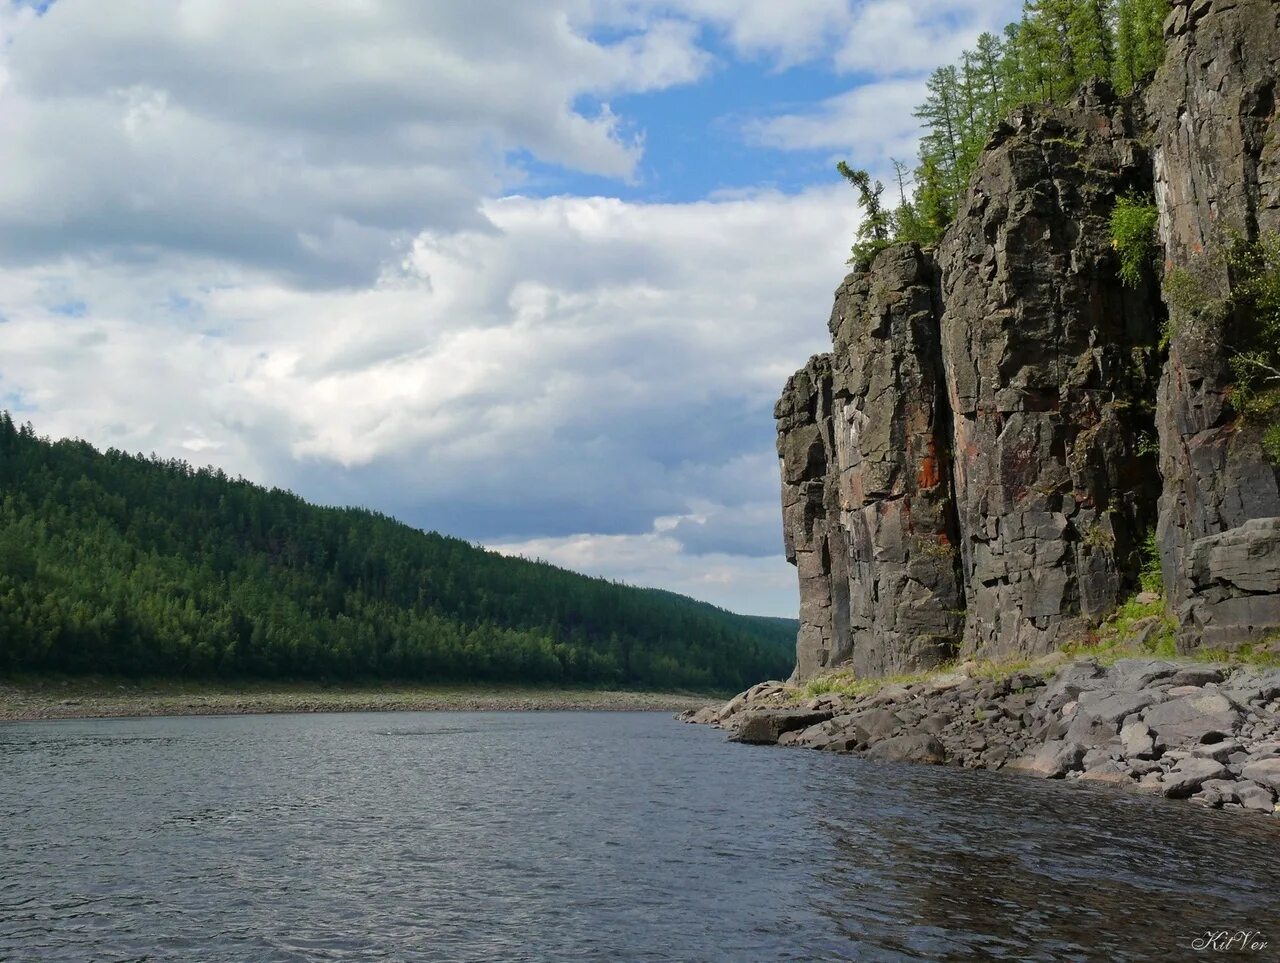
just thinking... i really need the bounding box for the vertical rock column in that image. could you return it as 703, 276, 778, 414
776, 355, 850, 680
1149, 0, 1280, 647
938, 85, 1164, 659
828, 244, 964, 676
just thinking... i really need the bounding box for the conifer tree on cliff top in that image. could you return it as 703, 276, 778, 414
839, 0, 1171, 252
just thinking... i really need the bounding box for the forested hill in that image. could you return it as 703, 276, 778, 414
0, 414, 795, 691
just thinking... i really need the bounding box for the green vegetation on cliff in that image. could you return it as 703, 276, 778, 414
0, 414, 794, 690
841, 0, 1171, 262
1162, 232, 1280, 459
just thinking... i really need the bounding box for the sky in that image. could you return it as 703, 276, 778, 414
0, 0, 1021, 617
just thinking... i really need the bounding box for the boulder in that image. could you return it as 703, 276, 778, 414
1107, 660, 1179, 691
1039, 662, 1108, 712
850, 707, 902, 743
732, 709, 834, 746
864, 733, 947, 765
1079, 762, 1132, 786
1009, 740, 1087, 778
1167, 666, 1225, 688
1162, 758, 1232, 799
1241, 757, 1280, 793
1141, 693, 1242, 746
1064, 711, 1122, 749
1236, 780, 1279, 812
1120, 721, 1156, 760
1076, 689, 1162, 725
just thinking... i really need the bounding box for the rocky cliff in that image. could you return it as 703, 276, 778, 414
778, 0, 1280, 681
1150, 0, 1280, 646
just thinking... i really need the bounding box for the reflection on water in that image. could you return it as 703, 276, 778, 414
2, 712, 1277, 962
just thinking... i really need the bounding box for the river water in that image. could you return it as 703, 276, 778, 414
2, 711, 1278, 962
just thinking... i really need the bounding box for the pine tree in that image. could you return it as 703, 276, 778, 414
837, 161, 891, 266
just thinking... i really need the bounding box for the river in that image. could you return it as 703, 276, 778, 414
2, 711, 1277, 961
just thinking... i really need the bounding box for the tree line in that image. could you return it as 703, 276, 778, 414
0, 413, 795, 690
845, 0, 1171, 264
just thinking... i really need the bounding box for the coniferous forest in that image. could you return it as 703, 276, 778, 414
0, 414, 796, 690
844, 0, 1172, 264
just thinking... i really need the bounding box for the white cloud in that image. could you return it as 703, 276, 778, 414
0, 0, 715, 284
736, 0, 1023, 169
833, 0, 1019, 76
613, 0, 857, 67
744, 76, 926, 165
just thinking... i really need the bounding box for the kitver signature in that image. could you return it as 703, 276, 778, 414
1191, 931, 1270, 952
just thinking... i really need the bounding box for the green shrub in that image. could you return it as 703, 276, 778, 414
1139, 529, 1162, 594
1223, 233, 1280, 461
1110, 193, 1160, 288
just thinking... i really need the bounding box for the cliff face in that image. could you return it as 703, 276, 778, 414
939, 85, 1162, 659
1150, 0, 1280, 646
777, 0, 1280, 680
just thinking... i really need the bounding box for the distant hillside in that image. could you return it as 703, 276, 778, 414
0, 414, 795, 690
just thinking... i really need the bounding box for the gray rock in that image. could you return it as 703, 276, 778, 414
1120, 721, 1156, 759
1168, 666, 1225, 687
776, 245, 963, 681
1142, 693, 1242, 746
1128, 759, 1162, 777
1040, 662, 1107, 712
918, 713, 950, 734
1082, 748, 1114, 771
1192, 740, 1243, 763
1162, 758, 1232, 799
1241, 757, 1280, 792
1236, 781, 1278, 812
1065, 711, 1122, 749
732, 710, 834, 746
1079, 762, 1132, 786
1107, 660, 1180, 691
851, 707, 903, 743
864, 733, 947, 765
1191, 788, 1225, 808
1136, 771, 1165, 794
1010, 740, 1087, 779
1200, 778, 1241, 803
1077, 689, 1162, 725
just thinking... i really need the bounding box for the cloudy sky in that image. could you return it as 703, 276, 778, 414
0, 0, 1020, 616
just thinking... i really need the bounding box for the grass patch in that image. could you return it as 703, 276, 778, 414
796, 656, 1036, 703
798, 668, 937, 701
1063, 595, 1177, 664
1188, 638, 1280, 670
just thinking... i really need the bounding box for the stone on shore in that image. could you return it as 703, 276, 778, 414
1241, 758, 1280, 793
1162, 758, 1232, 799
864, 733, 947, 765
732, 709, 834, 746
1141, 693, 1242, 747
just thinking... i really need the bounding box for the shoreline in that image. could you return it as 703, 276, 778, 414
681, 654, 1280, 819
0, 676, 712, 722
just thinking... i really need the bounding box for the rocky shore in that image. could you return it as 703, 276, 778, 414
681, 656, 1280, 818
0, 678, 708, 722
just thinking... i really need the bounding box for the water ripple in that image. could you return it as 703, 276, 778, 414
2, 712, 1278, 961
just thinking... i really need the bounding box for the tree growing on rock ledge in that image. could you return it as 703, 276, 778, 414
836, 161, 890, 268
850, 0, 1173, 249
